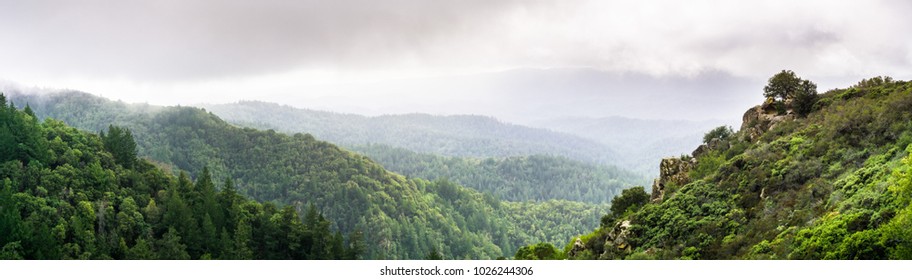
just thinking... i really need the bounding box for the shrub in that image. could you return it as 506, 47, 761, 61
703, 126, 734, 144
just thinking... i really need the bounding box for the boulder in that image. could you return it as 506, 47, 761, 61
691, 144, 709, 158
707, 138, 729, 150
600, 220, 634, 259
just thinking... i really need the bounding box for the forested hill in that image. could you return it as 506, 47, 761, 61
5, 90, 607, 259
0, 95, 359, 260
352, 144, 646, 204
517, 74, 912, 260
201, 101, 624, 167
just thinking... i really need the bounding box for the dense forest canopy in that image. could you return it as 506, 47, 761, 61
4, 91, 612, 259
352, 144, 645, 204
0, 96, 360, 259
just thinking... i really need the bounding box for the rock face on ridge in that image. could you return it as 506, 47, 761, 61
650, 157, 694, 202
740, 98, 796, 143
651, 99, 788, 203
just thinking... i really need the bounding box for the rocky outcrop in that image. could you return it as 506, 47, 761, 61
650, 157, 694, 202
741, 99, 795, 143
568, 238, 586, 258
691, 137, 731, 158
691, 144, 708, 158
599, 220, 633, 259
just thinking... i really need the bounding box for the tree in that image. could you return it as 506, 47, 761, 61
426, 248, 444, 260
126, 238, 156, 260
793, 79, 818, 117
22, 104, 35, 118
0, 181, 23, 249
763, 70, 818, 117
514, 242, 561, 260
101, 125, 137, 169
157, 227, 191, 260
607, 186, 650, 222
764, 70, 802, 100
345, 227, 365, 260
703, 126, 734, 144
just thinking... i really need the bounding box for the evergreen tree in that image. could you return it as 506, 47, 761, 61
157, 228, 190, 260
101, 125, 137, 168
345, 227, 365, 260
126, 238, 156, 260
426, 248, 443, 260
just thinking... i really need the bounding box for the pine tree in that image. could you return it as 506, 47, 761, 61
157, 228, 190, 260
101, 125, 137, 168
126, 238, 156, 260
345, 228, 365, 260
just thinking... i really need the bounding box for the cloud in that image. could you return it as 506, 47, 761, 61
3, 0, 909, 83
0, 0, 532, 80
1, 0, 910, 122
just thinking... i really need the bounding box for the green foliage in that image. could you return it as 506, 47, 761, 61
689, 150, 725, 180
426, 248, 444, 260
514, 242, 563, 260
627, 181, 743, 258
0, 93, 49, 165
703, 126, 734, 144
501, 199, 608, 251
762, 70, 819, 117
882, 145, 912, 259
793, 80, 818, 117
764, 70, 802, 100
7, 91, 608, 259
354, 144, 645, 204
540, 77, 912, 260
100, 125, 137, 168
0, 103, 358, 259
605, 186, 649, 223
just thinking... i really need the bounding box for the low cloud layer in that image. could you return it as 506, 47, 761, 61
1, 0, 910, 121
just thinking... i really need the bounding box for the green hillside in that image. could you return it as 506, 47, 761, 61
352, 144, 645, 204
6, 91, 605, 259
522, 74, 912, 260
0, 95, 358, 260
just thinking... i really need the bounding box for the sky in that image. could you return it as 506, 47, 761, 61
1, 0, 910, 123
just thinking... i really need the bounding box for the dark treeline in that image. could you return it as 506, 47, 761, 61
202, 101, 625, 167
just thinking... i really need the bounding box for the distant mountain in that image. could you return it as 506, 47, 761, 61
250, 67, 761, 124
532, 116, 737, 175
352, 144, 647, 204
201, 101, 625, 167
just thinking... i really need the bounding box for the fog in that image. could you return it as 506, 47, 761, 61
2, 0, 910, 123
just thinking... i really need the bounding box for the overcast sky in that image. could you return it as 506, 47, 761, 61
1, 0, 910, 123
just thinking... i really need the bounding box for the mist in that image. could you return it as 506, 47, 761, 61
2, 0, 911, 123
